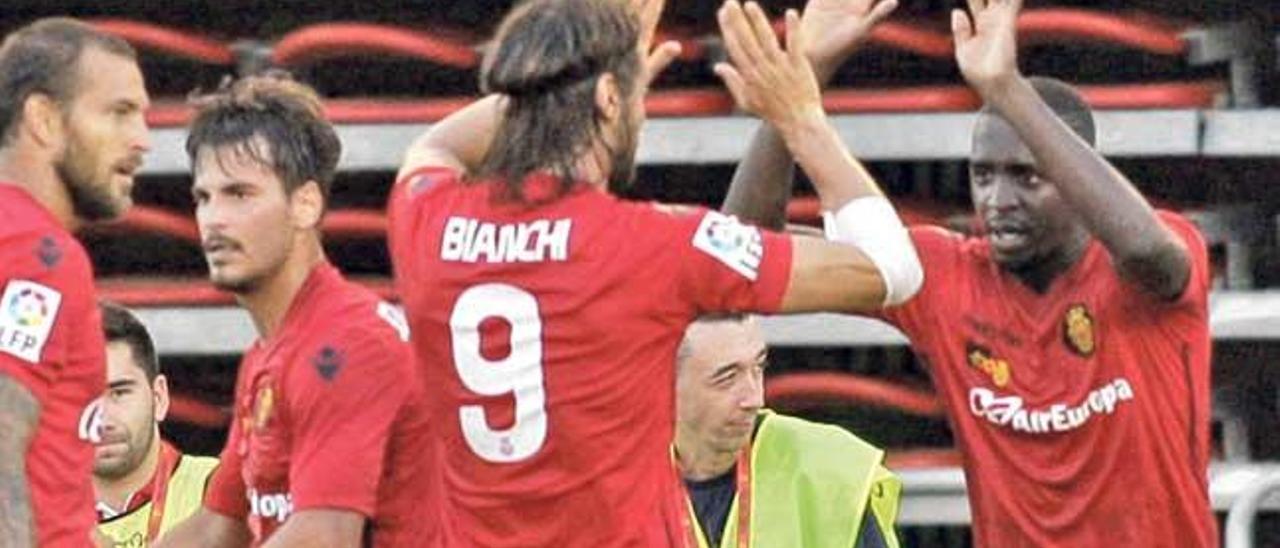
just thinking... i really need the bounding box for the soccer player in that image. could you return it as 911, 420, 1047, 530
153, 75, 432, 547
94, 302, 218, 546
675, 315, 900, 548
388, 0, 922, 544
725, 0, 1216, 545
0, 18, 150, 547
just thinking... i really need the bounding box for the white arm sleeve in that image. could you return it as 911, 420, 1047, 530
822, 196, 923, 307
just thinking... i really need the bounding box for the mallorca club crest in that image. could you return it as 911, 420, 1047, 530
1063, 304, 1096, 357
253, 384, 276, 431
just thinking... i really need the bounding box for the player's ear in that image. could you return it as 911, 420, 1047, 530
152, 374, 170, 423
22, 92, 66, 150
290, 180, 324, 230
594, 72, 622, 124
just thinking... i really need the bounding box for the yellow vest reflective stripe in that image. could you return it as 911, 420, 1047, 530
98, 454, 219, 547
686, 411, 902, 548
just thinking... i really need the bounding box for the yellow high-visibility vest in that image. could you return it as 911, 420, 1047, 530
98, 450, 218, 547
684, 411, 901, 548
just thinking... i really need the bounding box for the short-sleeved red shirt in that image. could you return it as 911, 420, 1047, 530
879, 211, 1214, 546
388, 169, 793, 547
204, 262, 433, 546
0, 184, 104, 547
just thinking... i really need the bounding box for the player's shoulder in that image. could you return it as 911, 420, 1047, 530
298, 286, 411, 368
0, 224, 93, 327
396, 165, 464, 199
1153, 209, 1205, 243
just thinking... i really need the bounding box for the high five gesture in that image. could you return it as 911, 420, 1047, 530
952, 0, 1023, 95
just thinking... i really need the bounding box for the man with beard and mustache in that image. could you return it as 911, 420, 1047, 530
154, 74, 433, 548
723, 0, 1215, 545
93, 302, 218, 546
388, 0, 921, 544
0, 18, 150, 548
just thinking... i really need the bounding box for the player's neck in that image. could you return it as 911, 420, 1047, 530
94, 430, 162, 512
0, 151, 79, 230
240, 239, 326, 340
569, 142, 610, 191
674, 436, 737, 482
1008, 233, 1090, 293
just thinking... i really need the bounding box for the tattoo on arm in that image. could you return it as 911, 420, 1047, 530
0, 373, 40, 547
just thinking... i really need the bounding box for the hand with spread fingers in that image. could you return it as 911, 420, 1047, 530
801, 0, 899, 83
631, 0, 683, 89
714, 1, 823, 132
952, 0, 1024, 96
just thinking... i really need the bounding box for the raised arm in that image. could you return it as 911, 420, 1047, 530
0, 374, 39, 547
715, 1, 920, 311
952, 0, 1190, 299
722, 0, 898, 229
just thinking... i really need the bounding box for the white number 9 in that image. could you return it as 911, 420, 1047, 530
450, 283, 547, 463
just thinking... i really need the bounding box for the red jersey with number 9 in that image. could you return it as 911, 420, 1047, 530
388, 168, 793, 547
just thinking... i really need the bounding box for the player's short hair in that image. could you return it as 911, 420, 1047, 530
99, 301, 160, 382
978, 76, 1096, 147
676, 314, 751, 365
0, 17, 136, 147
185, 72, 341, 208
477, 0, 642, 202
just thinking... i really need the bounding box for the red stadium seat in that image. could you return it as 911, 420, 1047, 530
98, 206, 390, 244
96, 276, 395, 307
168, 395, 230, 428
88, 19, 235, 65
1016, 9, 1187, 55
271, 22, 479, 68
765, 371, 947, 419
766, 9, 1188, 60
886, 448, 964, 469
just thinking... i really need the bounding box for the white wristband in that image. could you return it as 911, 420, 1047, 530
821, 196, 923, 307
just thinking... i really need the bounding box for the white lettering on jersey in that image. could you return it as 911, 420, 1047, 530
969, 378, 1135, 435
692, 211, 763, 281
249, 489, 294, 523
0, 280, 63, 364
441, 217, 572, 264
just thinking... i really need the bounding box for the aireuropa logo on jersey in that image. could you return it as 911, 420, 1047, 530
0, 280, 62, 364
968, 377, 1135, 434
249, 489, 294, 523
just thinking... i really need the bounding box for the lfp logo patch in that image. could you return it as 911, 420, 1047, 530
9, 286, 52, 327
692, 211, 764, 281
0, 280, 63, 364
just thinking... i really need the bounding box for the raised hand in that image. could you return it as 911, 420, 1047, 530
714, 1, 823, 130
952, 0, 1023, 96
630, 0, 683, 90
801, 0, 898, 81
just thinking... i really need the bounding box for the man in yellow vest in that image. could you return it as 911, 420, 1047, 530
92, 302, 218, 546
675, 315, 901, 548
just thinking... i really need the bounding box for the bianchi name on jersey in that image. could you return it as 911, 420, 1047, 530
441, 217, 572, 264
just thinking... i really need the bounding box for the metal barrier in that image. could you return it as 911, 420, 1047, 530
1226, 471, 1280, 548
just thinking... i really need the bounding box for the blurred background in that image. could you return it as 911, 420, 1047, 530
4, 1, 1279, 545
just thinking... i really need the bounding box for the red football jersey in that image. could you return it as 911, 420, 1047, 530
204, 263, 433, 546
0, 184, 104, 547
879, 211, 1214, 546
388, 168, 793, 547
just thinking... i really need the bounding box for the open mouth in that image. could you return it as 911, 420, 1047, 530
986, 219, 1032, 252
